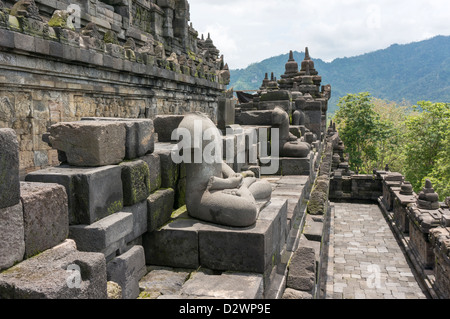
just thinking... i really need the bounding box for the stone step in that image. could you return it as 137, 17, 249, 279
159, 271, 264, 299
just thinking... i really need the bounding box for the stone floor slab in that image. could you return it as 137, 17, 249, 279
325, 202, 428, 300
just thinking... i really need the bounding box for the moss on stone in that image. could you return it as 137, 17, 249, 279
104, 30, 119, 45
107, 200, 123, 216
48, 11, 72, 30
307, 177, 330, 215
171, 205, 187, 219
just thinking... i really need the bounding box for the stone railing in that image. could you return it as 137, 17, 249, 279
378, 173, 450, 299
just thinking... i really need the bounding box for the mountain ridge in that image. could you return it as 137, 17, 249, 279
228, 35, 450, 113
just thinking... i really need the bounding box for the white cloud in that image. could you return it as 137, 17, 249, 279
188, 0, 450, 69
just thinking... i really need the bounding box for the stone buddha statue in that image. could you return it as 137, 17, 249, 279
417, 179, 440, 210
272, 107, 311, 158
177, 112, 272, 227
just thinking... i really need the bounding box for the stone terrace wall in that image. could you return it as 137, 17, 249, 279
0, 0, 230, 177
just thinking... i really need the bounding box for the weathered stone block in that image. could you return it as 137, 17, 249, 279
107, 245, 146, 299
0, 28, 14, 49
69, 212, 133, 258
140, 153, 162, 193
281, 155, 313, 176
282, 288, 313, 299
235, 111, 273, 126
217, 97, 235, 129
120, 160, 151, 206
307, 176, 330, 216
26, 165, 124, 225
14, 32, 35, 52
0, 203, 25, 271
49, 121, 126, 166
429, 227, 450, 299
287, 246, 316, 292
143, 218, 199, 269
122, 201, 148, 243
179, 271, 264, 299
81, 117, 155, 159
0, 240, 107, 299
199, 199, 287, 273
0, 128, 20, 209
154, 145, 179, 188
303, 214, 324, 242
20, 182, 69, 259
175, 176, 186, 208
260, 154, 313, 176
147, 188, 175, 232
393, 192, 416, 233
139, 266, 191, 298
153, 115, 184, 142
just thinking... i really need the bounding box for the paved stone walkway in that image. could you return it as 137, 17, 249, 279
325, 202, 428, 299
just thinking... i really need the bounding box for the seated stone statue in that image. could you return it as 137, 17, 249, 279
292, 109, 305, 126
177, 112, 272, 227
272, 107, 311, 158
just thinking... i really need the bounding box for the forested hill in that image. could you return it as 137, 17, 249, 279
228, 35, 450, 114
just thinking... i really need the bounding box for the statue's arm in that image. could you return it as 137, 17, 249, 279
288, 132, 298, 141
207, 175, 243, 191
221, 162, 236, 178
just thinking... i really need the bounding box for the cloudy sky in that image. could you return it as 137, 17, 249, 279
188, 0, 450, 70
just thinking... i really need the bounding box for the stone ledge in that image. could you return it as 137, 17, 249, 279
0, 26, 227, 90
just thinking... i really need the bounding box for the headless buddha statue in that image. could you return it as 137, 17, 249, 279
272, 107, 311, 158
178, 113, 272, 227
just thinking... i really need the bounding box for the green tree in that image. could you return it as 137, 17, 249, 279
333, 92, 386, 173
403, 101, 450, 199
371, 98, 415, 173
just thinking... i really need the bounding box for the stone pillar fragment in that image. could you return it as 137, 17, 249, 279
20, 182, 69, 259
286, 246, 316, 293
147, 188, 175, 232
0, 128, 20, 209
106, 245, 146, 299
0, 203, 25, 271
120, 160, 151, 206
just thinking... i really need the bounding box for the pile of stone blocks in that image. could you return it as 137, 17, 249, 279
0, 128, 107, 299
23, 118, 166, 299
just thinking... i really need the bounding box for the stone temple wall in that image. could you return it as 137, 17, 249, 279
0, 0, 230, 177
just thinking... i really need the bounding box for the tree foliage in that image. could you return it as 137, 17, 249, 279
334, 94, 450, 200
402, 101, 450, 199
333, 92, 385, 173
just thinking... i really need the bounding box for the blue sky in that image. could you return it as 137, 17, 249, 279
188, 0, 450, 69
